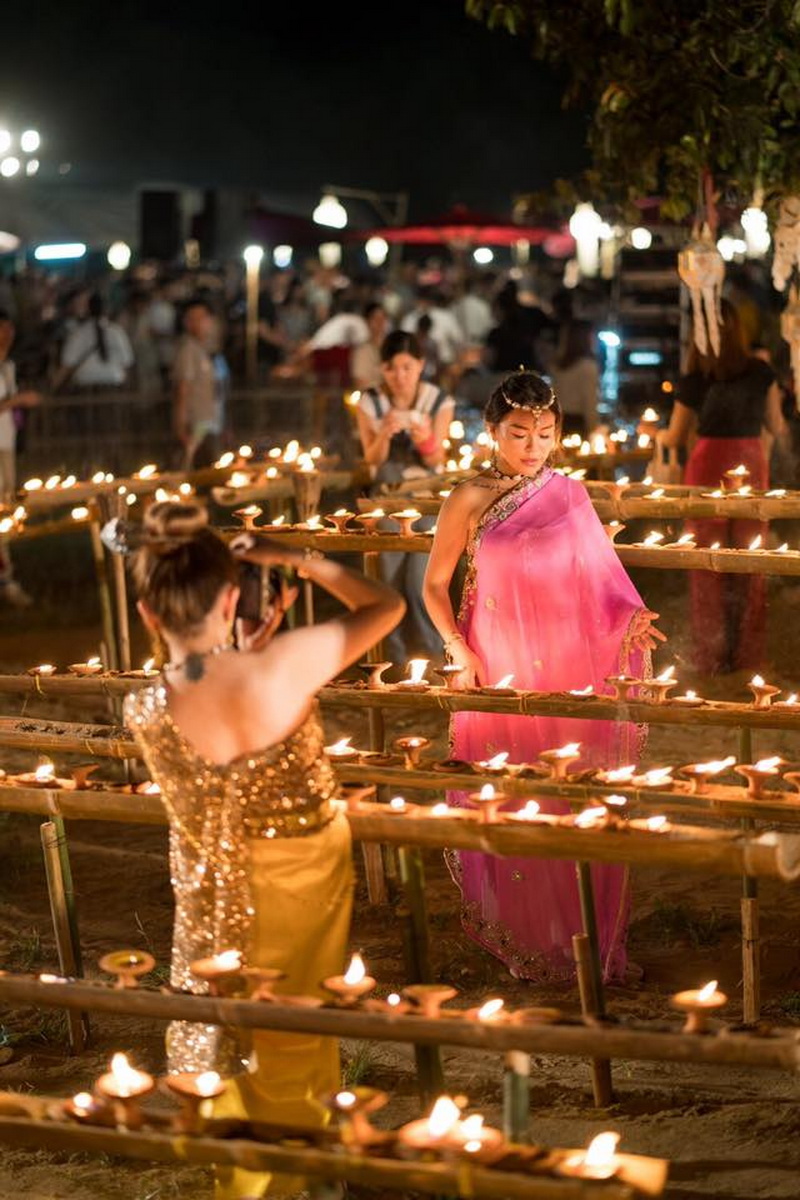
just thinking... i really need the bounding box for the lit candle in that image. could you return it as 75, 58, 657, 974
679, 756, 736, 794
233, 505, 262, 530
539, 742, 581, 780
164, 1071, 226, 1133
189, 949, 244, 996
135, 463, 158, 480
71, 506, 90, 521
28, 663, 57, 677
327, 1086, 389, 1152
482, 673, 515, 693
388, 795, 407, 814
671, 978, 727, 1033
355, 508, 385, 534
569, 684, 594, 697
642, 531, 665, 547
605, 673, 642, 701
325, 509, 355, 533
323, 952, 377, 1005
389, 508, 422, 537
23, 477, 43, 492
62, 1090, 108, 1125
394, 735, 430, 770
508, 799, 542, 822
748, 674, 781, 708
215, 451, 235, 469
596, 765, 636, 784
736, 756, 784, 798
560, 1131, 621, 1179
722, 464, 750, 492
397, 658, 429, 690
604, 521, 626, 542
673, 689, 702, 706
238, 444, 253, 459
475, 998, 506, 1022
68, 656, 103, 676
96, 1052, 154, 1127
647, 664, 677, 704
325, 737, 360, 762
467, 783, 507, 823
573, 806, 609, 829
634, 767, 674, 789
476, 751, 510, 774
749, 534, 763, 551
397, 1095, 463, 1153
98, 949, 156, 990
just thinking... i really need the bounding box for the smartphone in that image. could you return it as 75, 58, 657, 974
236, 562, 283, 623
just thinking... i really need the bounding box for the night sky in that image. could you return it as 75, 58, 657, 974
4, 0, 589, 220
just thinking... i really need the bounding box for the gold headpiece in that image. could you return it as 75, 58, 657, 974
500, 368, 556, 412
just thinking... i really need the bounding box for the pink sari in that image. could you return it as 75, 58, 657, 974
449, 469, 649, 983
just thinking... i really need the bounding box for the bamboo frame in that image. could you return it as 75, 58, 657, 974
1, 976, 798, 1071
0, 1111, 664, 1199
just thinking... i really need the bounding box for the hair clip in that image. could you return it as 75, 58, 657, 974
100, 517, 135, 556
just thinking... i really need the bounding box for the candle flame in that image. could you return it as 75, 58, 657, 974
387, 993, 402, 1006
655, 665, 676, 682
697, 980, 718, 1003
427, 1096, 462, 1139
35, 664, 56, 675
109, 1052, 149, 1097
431, 803, 450, 816
327, 738, 353, 755
785, 694, 798, 705
336, 1090, 357, 1108
645, 488, 665, 499
216, 451, 235, 469
554, 742, 581, 758
271, 514, 286, 526
310, 446, 322, 459
642, 768, 673, 786
646, 815, 668, 831
710, 541, 721, 550
140, 781, 161, 794
492, 674, 514, 689
754, 756, 781, 771
514, 800, 541, 820
738, 485, 752, 496
343, 953, 366, 985
306, 514, 322, 529
35, 761, 55, 782
195, 1071, 222, 1097
751, 674, 765, 687
71, 506, 89, 520
73, 1092, 93, 1111
605, 794, 627, 807
87, 656, 101, 668
730, 464, 749, 476
604, 765, 636, 782
238, 444, 253, 459
142, 658, 155, 673
585, 1131, 621, 1169
749, 535, 763, 551
227, 472, 251, 488
637, 433, 652, 448
266, 466, 278, 478
675, 533, 695, 546
389, 796, 407, 811
641, 408, 659, 422
767, 489, 787, 497
213, 950, 242, 971
460, 1114, 485, 1140
284, 440, 300, 462
483, 751, 509, 769
617, 475, 630, 486
363, 508, 384, 519
62, 475, 77, 488
477, 998, 504, 1021
575, 806, 607, 829
394, 508, 421, 519
693, 756, 735, 775
643, 531, 664, 546
570, 685, 594, 696
334, 508, 349, 517
407, 658, 429, 685
778, 543, 790, 552
23, 477, 43, 491
137, 464, 157, 479
479, 784, 496, 800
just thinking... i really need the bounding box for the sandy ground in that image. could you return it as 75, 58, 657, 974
1, 533, 800, 1198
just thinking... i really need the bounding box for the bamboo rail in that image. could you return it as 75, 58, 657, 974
1, 975, 797, 1072
0, 1111, 664, 1199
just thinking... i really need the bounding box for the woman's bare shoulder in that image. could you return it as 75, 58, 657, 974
444, 472, 502, 509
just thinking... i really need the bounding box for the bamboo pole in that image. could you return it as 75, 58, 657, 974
1, 976, 798, 1072
503, 1050, 531, 1144
741, 898, 760, 1026
110, 553, 131, 673
87, 516, 118, 671
0, 1113, 665, 1199
360, 549, 389, 905
39, 822, 87, 1052
572, 934, 613, 1107
397, 844, 444, 1100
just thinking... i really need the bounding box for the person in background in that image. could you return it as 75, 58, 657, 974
172, 298, 227, 469
658, 299, 790, 674
0, 311, 40, 607
549, 319, 600, 436
356, 330, 454, 664
400, 287, 463, 370
416, 313, 441, 382
453, 275, 494, 346
125, 498, 404, 1200
54, 292, 134, 392
350, 302, 388, 391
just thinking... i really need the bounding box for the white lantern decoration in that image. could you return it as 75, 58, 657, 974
781, 285, 800, 413
741, 207, 770, 258
678, 233, 725, 356
568, 203, 603, 277
772, 196, 800, 292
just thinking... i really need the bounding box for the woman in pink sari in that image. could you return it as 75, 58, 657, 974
424, 371, 664, 983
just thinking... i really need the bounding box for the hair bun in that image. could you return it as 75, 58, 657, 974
143, 500, 209, 553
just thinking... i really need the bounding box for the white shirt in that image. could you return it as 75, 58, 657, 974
400, 307, 463, 364
0, 361, 16, 452
308, 313, 369, 350
62, 320, 134, 387
452, 294, 493, 343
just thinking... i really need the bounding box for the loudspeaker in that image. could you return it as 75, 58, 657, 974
139, 190, 182, 261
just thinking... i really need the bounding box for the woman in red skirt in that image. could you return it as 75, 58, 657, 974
660, 300, 790, 675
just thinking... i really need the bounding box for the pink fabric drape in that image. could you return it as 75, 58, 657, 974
448, 469, 648, 983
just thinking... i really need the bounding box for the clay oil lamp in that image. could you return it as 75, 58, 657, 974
355, 508, 385, 534
164, 1070, 227, 1133
396, 658, 430, 691
357, 660, 393, 689
467, 783, 507, 824
68, 655, 104, 676
452, 1113, 506, 1164
775, 692, 799, 709
99, 949, 156, 989
396, 1095, 463, 1156
327, 1087, 390, 1152
735, 756, 784, 798
389, 508, 422, 537
134, 463, 159, 481
558, 1131, 622, 1180
96, 1052, 154, 1128
604, 521, 626, 543
569, 684, 595, 698
722, 463, 750, 492
402, 983, 458, 1018
435, 664, 466, 690
232, 505, 263, 530
386, 795, 409, 815
325, 736, 360, 763
672, 688, 703, 707
628, 814, 671, 832
679, 756, 736, 795
572, 806, 611, 830
189, 949, 244, 996
748, 674, 781, 708
633, 767, 674, 790
241, 967, 286, 1000
480, 673, 516, 696
639, 407, 660, 439
27, 663, 57, 678
749, 534, 763, 551
601, 475, 630, 506
671, 979, 727, 1033
595, 764, 635, 786
16, 760, 71, 789
394, 735, 430, 770
475, 751, 510, 775
323, 952, 376, 1005
466, 997, 508, 1024
539, 742, 581, 780
70, 763, 102, 790
135, 780, 161, 796
325, 508, 355, 534
124, 657, 159, 680
640, 530, 665, 548
507, 799, 545, 823
647, 665, 678, 704
62, 1090, 111, 1125
605, 674, 642, 701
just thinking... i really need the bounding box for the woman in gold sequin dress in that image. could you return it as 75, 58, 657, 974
124, 500, 404, 1199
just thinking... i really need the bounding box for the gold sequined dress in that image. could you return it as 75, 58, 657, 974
125, 684, 354, 1198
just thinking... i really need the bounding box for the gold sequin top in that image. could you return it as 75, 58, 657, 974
124, 683, 337, 1073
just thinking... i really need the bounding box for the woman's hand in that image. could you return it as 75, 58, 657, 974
381, 409, 405, 438
630, 608, 667, 653
230, 532, 302, 570
409, 413, 433, 445
445, 640, 485, 689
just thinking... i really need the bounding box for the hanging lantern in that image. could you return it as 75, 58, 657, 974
781, 284, 800, 412
678, 233, 725, 356
772, 195, 800, 292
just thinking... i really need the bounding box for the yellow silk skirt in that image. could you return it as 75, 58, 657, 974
211, 810, 354, 1199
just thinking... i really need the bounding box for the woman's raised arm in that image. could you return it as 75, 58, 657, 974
423, 485, 485, 687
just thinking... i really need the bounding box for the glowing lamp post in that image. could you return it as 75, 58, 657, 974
569, 203, 603, 278
243, 244, 264, 386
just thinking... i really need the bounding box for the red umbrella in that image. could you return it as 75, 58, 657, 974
352, 203, 563, 247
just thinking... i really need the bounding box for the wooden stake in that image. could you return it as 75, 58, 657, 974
39, 821, 87, 1052
572, 934, 613, 1107
741, 897, 761, 1025
88, 516, 118, 671
358, 549, 389, 904
397, 845, 443, 1101
110, 553, 131, 672
503, 1050, 531, 1143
